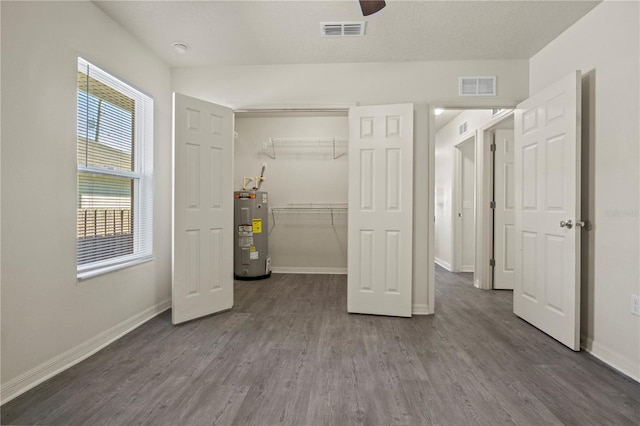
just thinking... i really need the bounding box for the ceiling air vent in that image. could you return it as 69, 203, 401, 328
459, 76, 496, 96
321, 22, 366, 37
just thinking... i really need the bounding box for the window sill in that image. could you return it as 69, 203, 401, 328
77, 255, 154, 281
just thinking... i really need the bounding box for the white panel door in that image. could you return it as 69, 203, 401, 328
172, 93, 234, 325
494, 128, 515, 290
348, 104, 413, 317
514, 71, 581, 350
459, 140, 476, 273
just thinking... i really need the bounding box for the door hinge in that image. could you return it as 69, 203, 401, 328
490, 143, 497, 152
490, 201, 496, 209
490, 258, 496, 267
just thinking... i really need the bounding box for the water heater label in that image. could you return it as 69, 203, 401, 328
252, 218, 262, 233
262, 193, 268, 203
238, 237, 253, 247
238, 225, 253, 236
250, 251, 259, 260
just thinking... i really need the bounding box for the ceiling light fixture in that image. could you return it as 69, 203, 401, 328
172, 42, 189, 54
434, 108, 445, 116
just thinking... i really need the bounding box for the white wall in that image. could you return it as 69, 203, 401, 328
1, 1, 172, 401
173, 60, 529, 314
234, 114, 349, 273
530, 0, 640, 380
172, 61, 528, 110
434, 110, 496, 271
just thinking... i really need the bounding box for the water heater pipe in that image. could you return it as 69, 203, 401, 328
255, 164, 266, 190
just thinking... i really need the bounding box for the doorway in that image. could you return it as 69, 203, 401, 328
174, 97, 418, 323
233, 110, 350, 275
432, 108, 515, 291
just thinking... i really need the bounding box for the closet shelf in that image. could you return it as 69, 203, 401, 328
270, 203, 348, 226
262, 137, 348, 159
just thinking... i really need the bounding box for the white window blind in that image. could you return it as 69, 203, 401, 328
77, 57, 153, 279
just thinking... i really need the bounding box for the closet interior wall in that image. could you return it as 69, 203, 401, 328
234, 112, 349, 274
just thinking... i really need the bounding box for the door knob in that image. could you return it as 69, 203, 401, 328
560, 220, 573, 229
575, 221, 586, 228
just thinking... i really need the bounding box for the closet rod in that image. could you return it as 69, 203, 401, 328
270, 204, 348, 227
234, 108, 350, 113
264, 137, 348, 159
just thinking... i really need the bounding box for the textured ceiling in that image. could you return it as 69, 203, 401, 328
95, 0, 600, 67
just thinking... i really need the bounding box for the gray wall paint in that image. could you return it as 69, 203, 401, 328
530, 0, 640, 381
1, 1, 172, 390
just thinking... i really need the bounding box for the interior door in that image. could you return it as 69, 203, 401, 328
514, 71, 581, 350
348, 103, 413, 317
172, 93, 234, 324
493, 128, 515, 289
458, 139, 476, 273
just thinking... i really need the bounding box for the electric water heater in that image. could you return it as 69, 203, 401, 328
233, 191, 271, 280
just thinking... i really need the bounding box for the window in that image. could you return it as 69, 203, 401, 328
77, 58, 153, 279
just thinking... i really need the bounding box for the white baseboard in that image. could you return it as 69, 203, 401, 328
434, 257, 452, 271
412, 303, 433, 315
581, 335, 639, 383
461, 266, 475, 273
271, 266, 348, 275
1, 299, 171, 405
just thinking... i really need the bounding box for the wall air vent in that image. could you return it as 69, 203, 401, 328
459, 121, 468, 135
321, 22, 366, 37
459, 76, 496, 96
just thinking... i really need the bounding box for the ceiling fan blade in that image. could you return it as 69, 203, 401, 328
359, 0, 386, 16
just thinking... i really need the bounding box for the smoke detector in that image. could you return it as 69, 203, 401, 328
172, 42, 189, 54
321, 22, 366, 37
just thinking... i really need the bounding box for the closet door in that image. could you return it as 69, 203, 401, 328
348, 104, 414, 317
172, 93, 234, 324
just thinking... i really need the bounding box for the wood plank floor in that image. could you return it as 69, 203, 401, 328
3, 267, 640, 425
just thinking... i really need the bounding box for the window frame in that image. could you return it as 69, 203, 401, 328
76, 57, 154, 280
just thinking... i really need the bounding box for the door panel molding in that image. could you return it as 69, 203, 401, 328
348, 103, 414, 317
514, 71, 581, 350
494, 128, 516, 290
173, 93, 234, 324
